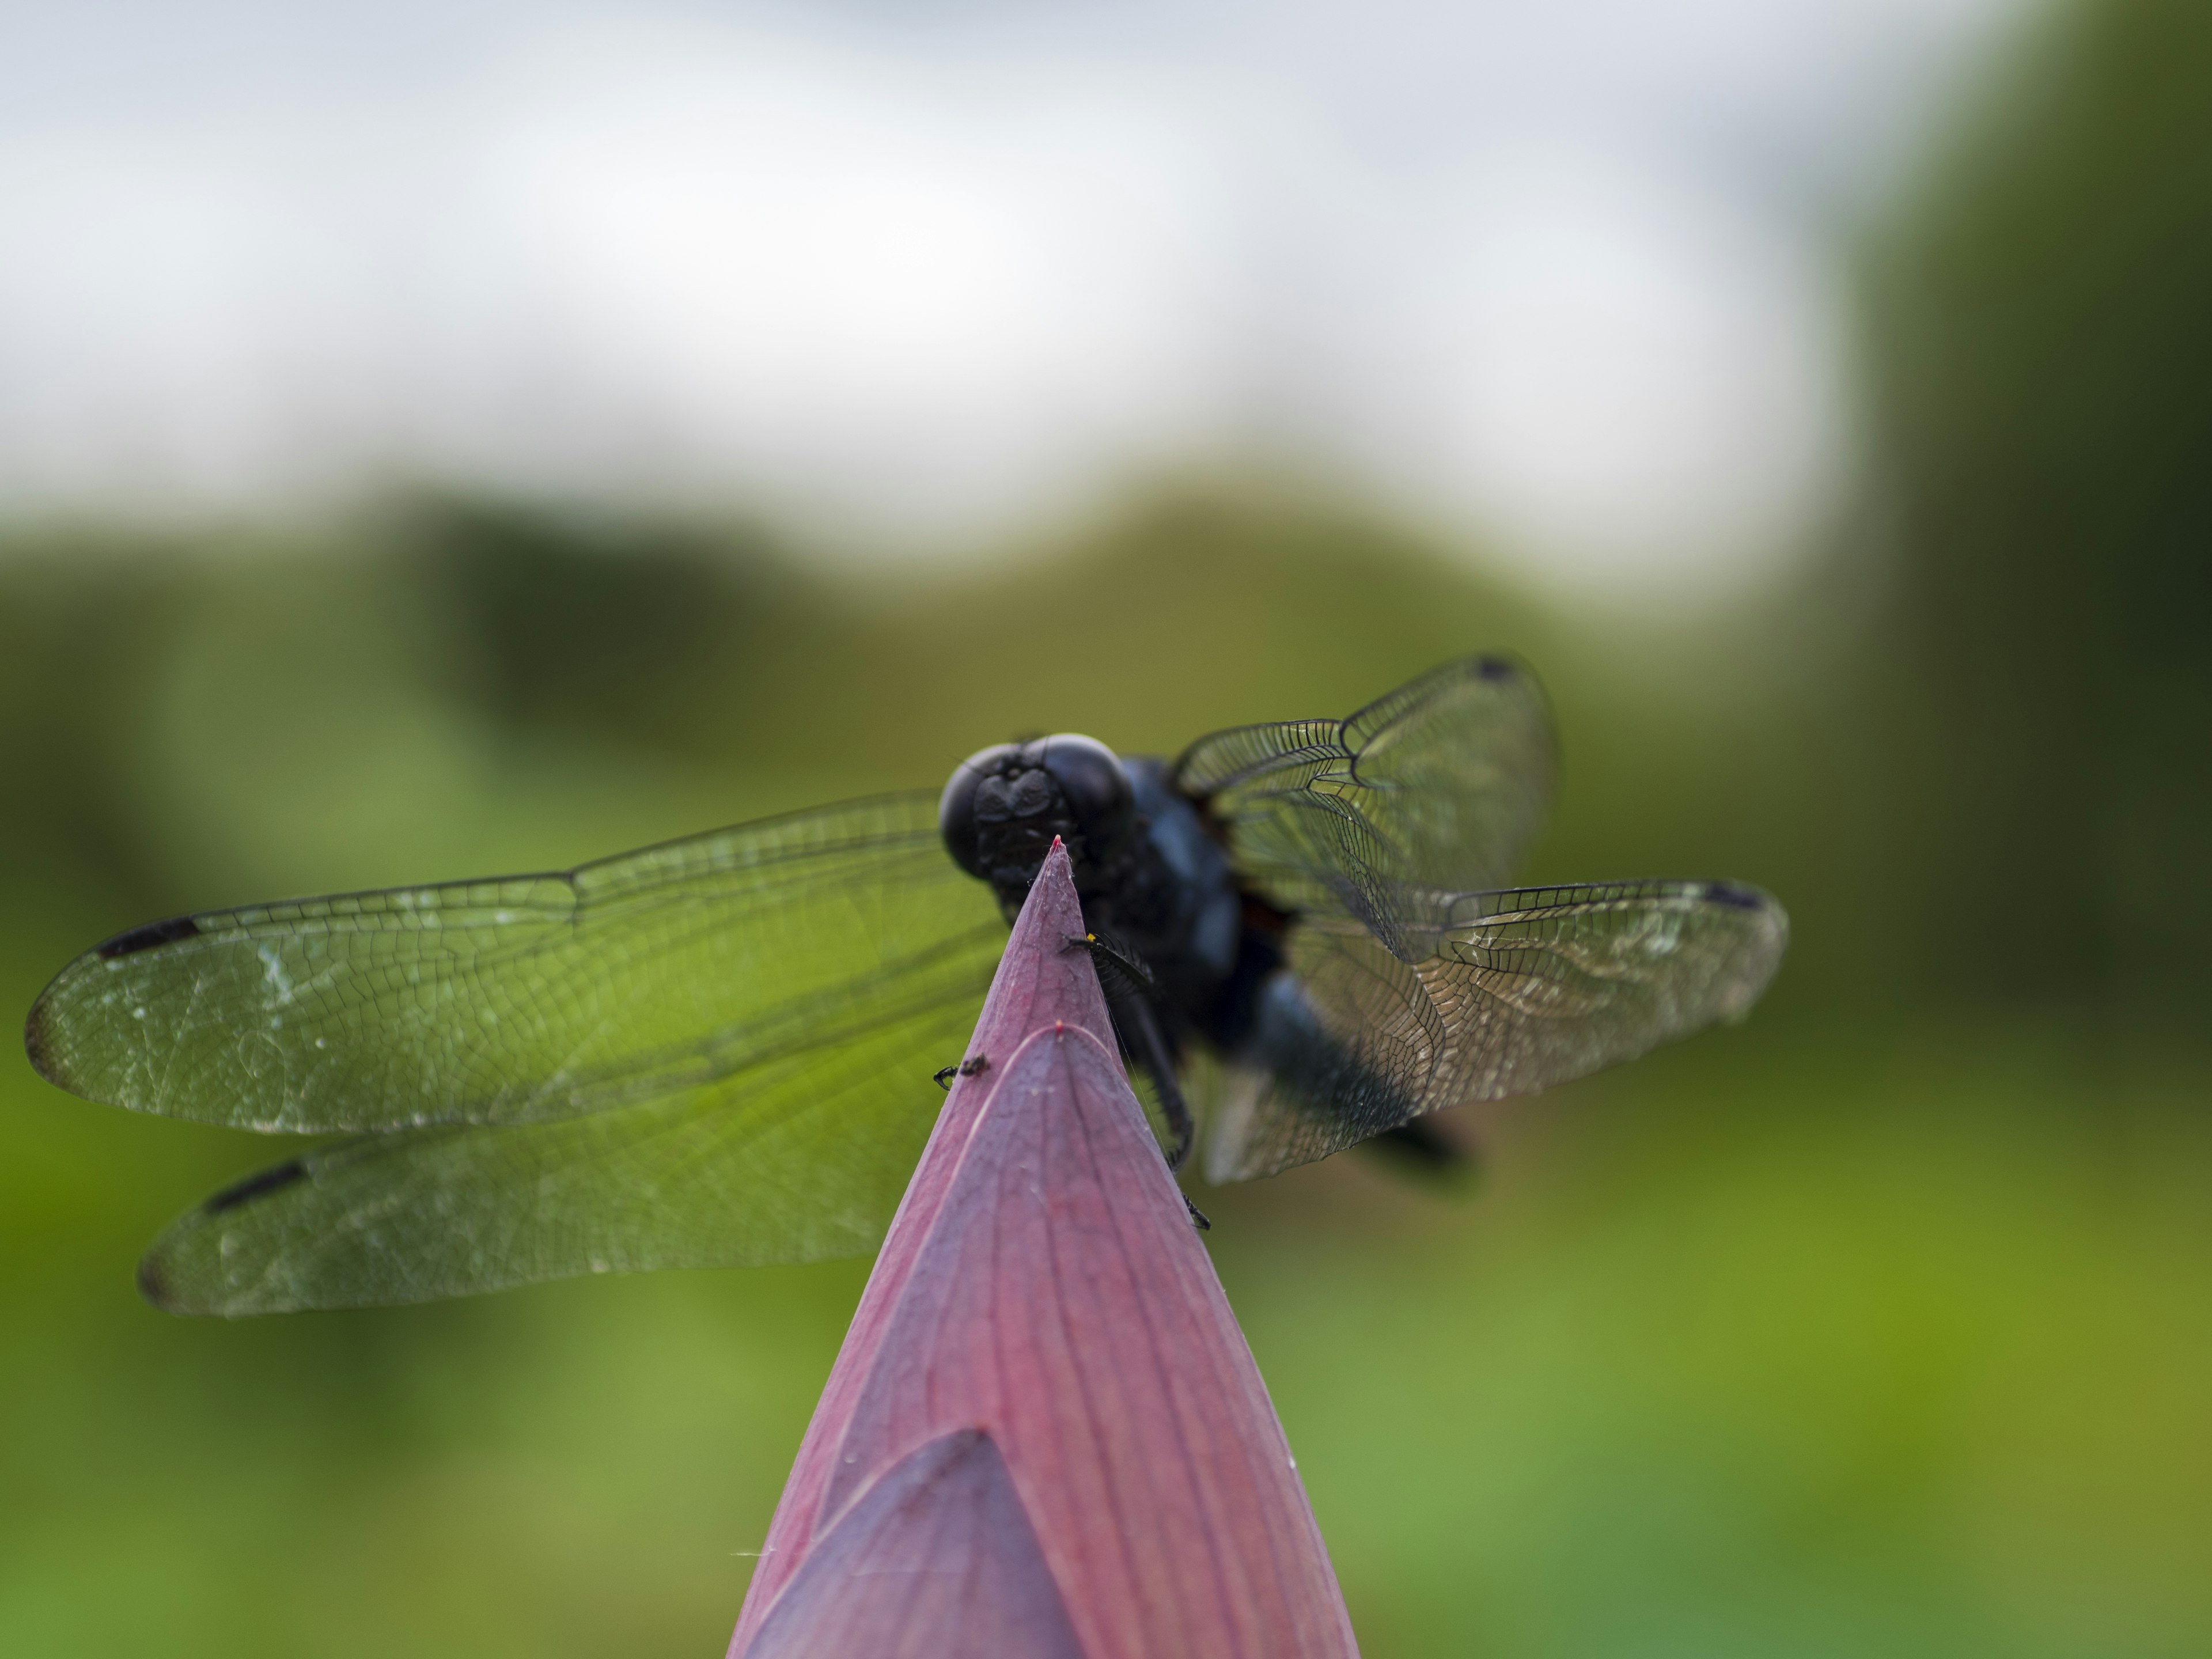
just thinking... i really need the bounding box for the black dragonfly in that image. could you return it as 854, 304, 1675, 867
24, 656, 1786, 1316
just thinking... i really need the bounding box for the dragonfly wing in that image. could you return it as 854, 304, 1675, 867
27, 793, 1001, 1132
1203, 880, 1789, 1182
1171, 656, 1557, 961
139, 983, 991, 1313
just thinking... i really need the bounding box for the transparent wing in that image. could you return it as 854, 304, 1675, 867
137, 989, 984, 1315
1203, 880, 1789, 1182
27, 794, 1001, 1132
1171, 656, 1556, 961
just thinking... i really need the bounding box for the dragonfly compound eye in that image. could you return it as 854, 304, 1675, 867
940, 743, 1017, 878
1033, 734, 1135, 865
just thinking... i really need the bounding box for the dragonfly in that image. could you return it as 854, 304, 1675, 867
25, 656, 1786, 1316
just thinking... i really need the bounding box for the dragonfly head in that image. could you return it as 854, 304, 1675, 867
941, 734, 1136, 913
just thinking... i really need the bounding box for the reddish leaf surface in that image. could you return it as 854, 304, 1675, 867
730, 841, 1358, 1659
743, 1429, 1084, 1659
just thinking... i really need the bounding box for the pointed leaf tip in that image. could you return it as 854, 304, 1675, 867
729, 845, 1105, 1632
732, 844, 1357, 1658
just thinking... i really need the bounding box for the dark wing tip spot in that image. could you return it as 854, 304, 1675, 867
204, 1158, 309, 1215
136, 1252, 174, 1309
1475, 655, 1517, 681
1703, 881, 1767, 910
97, 916, 202, 960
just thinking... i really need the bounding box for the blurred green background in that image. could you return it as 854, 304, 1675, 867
4, 0, 2209, 1654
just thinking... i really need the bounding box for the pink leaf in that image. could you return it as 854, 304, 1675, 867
732, 840, 1358, 1658
743, 1429, 1083, 1659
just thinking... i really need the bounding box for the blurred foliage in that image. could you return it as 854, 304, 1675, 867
1865, 0, 2212, 1017
3, 0, 2210, 1654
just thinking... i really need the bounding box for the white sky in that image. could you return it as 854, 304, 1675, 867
0, 0, 2022, 606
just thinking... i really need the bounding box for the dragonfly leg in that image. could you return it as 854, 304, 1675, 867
1116, 993, 1195, 1175
1062, 931, 1192, 1174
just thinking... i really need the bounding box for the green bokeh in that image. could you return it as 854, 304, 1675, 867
5, 0, 2209, 1652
